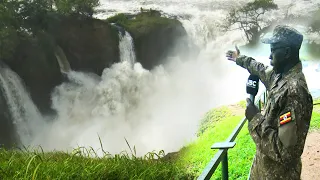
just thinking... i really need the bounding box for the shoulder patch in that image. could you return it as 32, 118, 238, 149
280, 112, 292, 125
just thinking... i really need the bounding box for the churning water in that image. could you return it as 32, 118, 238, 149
0, 64, 44, 146
2, 0, 320, 156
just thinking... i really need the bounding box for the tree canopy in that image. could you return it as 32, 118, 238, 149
0, 0, 101, 60
225, 0, 278, 43
310, 9, 320, 33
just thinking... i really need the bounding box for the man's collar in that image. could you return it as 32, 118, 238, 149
271, 61, 302, 90
281, 61, 302, 78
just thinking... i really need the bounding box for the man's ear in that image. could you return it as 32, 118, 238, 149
285, 47, 291, 58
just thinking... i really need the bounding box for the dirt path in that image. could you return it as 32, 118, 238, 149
301, 131, 320, 179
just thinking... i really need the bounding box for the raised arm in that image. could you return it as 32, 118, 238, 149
226, 46, 276, 90
236, 55, 276, 90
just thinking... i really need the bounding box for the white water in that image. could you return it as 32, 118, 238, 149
119, 31, 136, 66
0, 64, 44, 146
7, 0, 319, 156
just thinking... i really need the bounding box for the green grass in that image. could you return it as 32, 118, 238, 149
0, 147, 191, 180
311, 98, 320, 129
106, 10, 181, 39
176, 106, 255, 179
1, 99, 319, 179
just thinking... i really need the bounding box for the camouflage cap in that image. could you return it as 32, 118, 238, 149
261, 25, 303, 49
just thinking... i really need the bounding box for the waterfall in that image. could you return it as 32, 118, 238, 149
111, 23, 137, 66
12, 0, 319, 155
119, 31, 137, 66
54, 46, 71, 74
0, 63, 43, 146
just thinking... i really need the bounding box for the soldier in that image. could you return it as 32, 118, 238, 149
226, 25, 313, 180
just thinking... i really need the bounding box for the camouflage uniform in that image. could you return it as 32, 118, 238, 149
236, 55, 313, 180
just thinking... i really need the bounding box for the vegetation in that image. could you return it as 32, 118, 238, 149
108, 10, 180, 38
0, 1, 319, 177
0, 98, 320, 179
0, 103, 251, 179
306, 9, 320, 58
0, 148, 191, 179
177, 105, 255, 179
106, 9, 188, 70
0, 0, 100, 60
225, 0, 278, 44
106, 10, 181, 39
311, 98, 320, 130
309, 9, 320, 33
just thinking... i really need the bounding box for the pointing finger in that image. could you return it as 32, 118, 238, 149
235, 45, 240, 55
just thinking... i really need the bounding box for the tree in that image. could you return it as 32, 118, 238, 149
309, 9, 320, 33
225, 0, 278, 43
306, 8, 320, 58
18, 0, 55, 31
0, 0, 21, 60
0, 0, 101, 60
55, 0, 100, 17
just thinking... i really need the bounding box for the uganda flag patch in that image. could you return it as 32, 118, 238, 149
280, 112, 292, 125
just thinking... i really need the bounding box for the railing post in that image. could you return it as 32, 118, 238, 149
222, 152, 229, 180
210, 142, 236, 180
198, 90, 267, 180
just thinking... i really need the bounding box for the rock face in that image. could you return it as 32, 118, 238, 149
108, 11, 191, 70
4, 33, 63, 115
0, 11, 189, 116
133, 19, 190, 70
49, 16, 120, 75
2, 13, 189, 115
0, 12, 191, 148
2, 15, 120, 114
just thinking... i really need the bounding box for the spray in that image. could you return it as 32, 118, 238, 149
25, 0, 320, 156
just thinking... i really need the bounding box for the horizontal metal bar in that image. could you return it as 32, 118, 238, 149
197, 91, 267, 180
226, 117, 247, 142
211, 142, 236, 149
198, 118, 246, 180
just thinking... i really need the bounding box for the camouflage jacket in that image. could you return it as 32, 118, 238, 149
236, 55, 313, 180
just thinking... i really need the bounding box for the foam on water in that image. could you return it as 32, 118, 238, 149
25, 0, 320, 155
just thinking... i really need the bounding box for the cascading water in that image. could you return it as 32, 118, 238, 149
119, 31, 137, 66
0, 63, 44, 146
22, 0, 320, 156
55, 46, 72, 74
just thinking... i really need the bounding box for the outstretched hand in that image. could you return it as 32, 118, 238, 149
245, 98, 260, 121
226, 45, 240, 62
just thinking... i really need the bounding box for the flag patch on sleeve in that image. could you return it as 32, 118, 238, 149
280, 112, 292, 125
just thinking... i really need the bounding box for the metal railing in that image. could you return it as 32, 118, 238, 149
198, 91, 267, 180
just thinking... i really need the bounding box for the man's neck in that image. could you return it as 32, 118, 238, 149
281, 58, 300, 75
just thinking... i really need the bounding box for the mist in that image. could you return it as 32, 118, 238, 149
25, 0, 320, 156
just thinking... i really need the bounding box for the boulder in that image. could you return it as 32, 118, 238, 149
3, 33, 62, 115
108, 11, 191, 70
49, 15, 120, 75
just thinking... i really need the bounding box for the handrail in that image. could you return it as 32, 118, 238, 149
197, 91, 267, 180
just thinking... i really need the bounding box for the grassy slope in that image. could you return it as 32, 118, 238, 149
176, 103, 255, 179
0, 99, 319, 179
0, 148, 191, 180
311, 98, 320, 130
